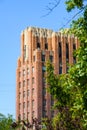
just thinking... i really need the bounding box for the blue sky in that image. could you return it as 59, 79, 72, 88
0, 0, 78, 118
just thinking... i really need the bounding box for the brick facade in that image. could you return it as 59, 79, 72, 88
16, 27, 79, 122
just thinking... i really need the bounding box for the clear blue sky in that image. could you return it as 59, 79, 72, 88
0, 0, 78, 118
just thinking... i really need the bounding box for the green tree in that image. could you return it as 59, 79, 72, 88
46, 0, 87, 129
0, 113, 16, 130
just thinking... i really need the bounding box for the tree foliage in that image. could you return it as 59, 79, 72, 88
0, 113, 16, 130
46, 0, 87, 129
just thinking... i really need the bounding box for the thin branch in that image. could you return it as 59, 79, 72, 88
42, 0, 61, 17
60, 6, 86, 29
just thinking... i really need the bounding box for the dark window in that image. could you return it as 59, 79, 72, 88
66, 43, 69, 62
49, 55, 53, 62
59, 65, 62, 74
32, 78, 34, 84
27, 68, 29, 75
32, 88, 34, 95
66, 66, 69, 73
59, 42, 62, 74
43, 110, 47, 117
23, 80, 25, 87
51, 111, 54, 118
43, 87, 46, 95
45, 43, 48, 49
27, 79, 29, 86
33, 56, 35, 62
37, 42, 40, 48
73, 44, 76, 50
43, 99, 46, 106
59, 42, 62, 58
42, 54, 45, 61
19, 82, 21, 88
42, 66, 46, 72
27, 90, 29, 96
73, 44, 76, 64
51, 99, 54, 106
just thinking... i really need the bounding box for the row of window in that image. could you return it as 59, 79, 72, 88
18, 111, 34, 120
37, 42, 48, 50
19, 78, 34, 88
59, 42, 76, 74
19, 88, 34, 98
19, 67, 34, 77
19, 100, 35, 109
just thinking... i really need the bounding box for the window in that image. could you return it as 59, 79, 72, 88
42, 54, 45, 62
19, 82, 21, 88
33, 56, 35, 62
43, 99, 46, 106
43, 88, 46, 95
18, 115, 21, 121
32, 78, 34, 84
23, 69, 25, 76
23, 102, 25, 108
27, 112, 29, 119
59, 65, 62, 74
59, 42, 62, 58
37, 42, 40, 49
66, 66, 69, 73
59, 42, 62, 74
73, 44, 76, 50
42, 71, 45, 77
27, 68, 29, 75
45, 43, 48, 49
19, 103, 21, 109
42, 66, 46, 72
27, 101, 29, 107
23, 91, 25, 97
19, 92, 21, 99
49, 55, 53, 62
27, 90, 29, 96
32, 88, 34, 95
23, 80, 25, 87
51, 111, 54, 118
66, 43, 69, 62
51, 99, 54, 106
19, 72, 21, 77
43, 78, 46, 85
73, 44, 76, 64
43, 110, 47, 117
27, 79, 29, 86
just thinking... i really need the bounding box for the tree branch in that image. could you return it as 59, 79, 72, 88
42, 0, 61, 17
60, 6, 86, 29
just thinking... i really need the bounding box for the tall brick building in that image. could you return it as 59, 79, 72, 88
16, 27, 79, 122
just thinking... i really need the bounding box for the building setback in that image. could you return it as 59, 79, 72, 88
16, 27, 80, 123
